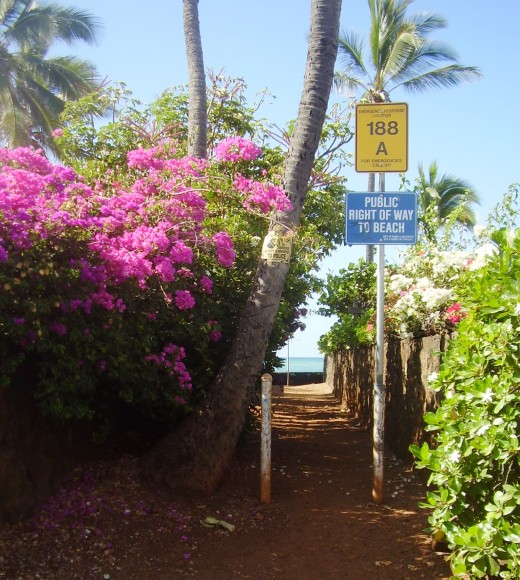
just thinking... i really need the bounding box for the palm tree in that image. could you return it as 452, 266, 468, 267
183, 0, 207, 158
335, 0, 481, 260
0, 0, 101, 154
417, 161, 480, 242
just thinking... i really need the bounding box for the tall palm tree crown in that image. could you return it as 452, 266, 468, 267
0, 0, 101, 154
337, 0, 481, 260
335, 0, 481, 103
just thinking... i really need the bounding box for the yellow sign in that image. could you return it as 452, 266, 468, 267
355, 103, 408, 173
261, 230, 292, 263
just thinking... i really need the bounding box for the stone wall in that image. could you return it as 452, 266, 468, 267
0, 370, 96, 525
325, 335, 450, 459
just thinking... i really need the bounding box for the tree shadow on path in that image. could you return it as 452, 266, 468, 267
189, 382, 451, 579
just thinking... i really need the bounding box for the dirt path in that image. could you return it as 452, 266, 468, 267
0, 384, 451, 579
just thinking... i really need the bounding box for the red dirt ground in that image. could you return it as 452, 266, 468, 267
0, 383, 452, 579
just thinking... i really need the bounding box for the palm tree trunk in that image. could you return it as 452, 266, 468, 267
143, 0, 342, 493
183, 0, 207, 158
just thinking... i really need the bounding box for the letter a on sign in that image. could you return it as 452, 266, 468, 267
375, 141, 388, 155
355, 103, 408, 173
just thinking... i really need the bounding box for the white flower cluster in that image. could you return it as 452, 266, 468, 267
385, 241, 493, 338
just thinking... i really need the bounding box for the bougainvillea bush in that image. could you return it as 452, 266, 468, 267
54, 79, 351, 373
0, 140, 290, 426
411, 228, 520, 579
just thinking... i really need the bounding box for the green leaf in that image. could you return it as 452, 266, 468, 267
487, 555, 500, 576
200, 516, 235, 532
218, 520, 236, 532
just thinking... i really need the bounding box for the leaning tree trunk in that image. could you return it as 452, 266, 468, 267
183, 0, 207, 158
143, 0, 342, 494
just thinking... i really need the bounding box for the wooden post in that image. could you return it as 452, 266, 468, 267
260, 373, 272, 503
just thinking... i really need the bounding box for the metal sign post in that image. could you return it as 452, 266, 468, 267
353, 102, 411, 503
350, 103, 414, 503
373, 177, 386, 504
345, 186, 417, 502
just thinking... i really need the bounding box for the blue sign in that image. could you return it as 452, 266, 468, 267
345, 192, 417, 245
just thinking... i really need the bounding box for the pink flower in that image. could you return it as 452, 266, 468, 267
50, 321, 67, 336
169, 241, 193, 264
212, 232, 235, 267
214, 137, 262, 162
145, 343, 192, 391
233, 174, 292, 214
199, 275, 213, 294
155, 256, 175, 282
175, 290, 195, 310
52, 128, 64, 138
209, 329, 222, 342
207, 320, 222, 342
445, 302, 466, 324
127, 147, 165, 170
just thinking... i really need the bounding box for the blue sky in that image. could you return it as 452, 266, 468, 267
67, 0, 519, 357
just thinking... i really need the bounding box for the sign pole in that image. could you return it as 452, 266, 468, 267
286, 339, 290, 387
372, 172, 386, 504
353, 101, 411, 504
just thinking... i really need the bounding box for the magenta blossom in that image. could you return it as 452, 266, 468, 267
175, 290, 196, 310
199, 275, 213, 294
214, 137, 262, 163
212, 232, 235, 267
207, 320, 222, 342
445, 302, 466, 324
50, 321, 67, 336
233, 174, 292, 214
145, 343, 192, 392
154, 256, 175, 282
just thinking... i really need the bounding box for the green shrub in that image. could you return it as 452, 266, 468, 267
411, 228, 520, 578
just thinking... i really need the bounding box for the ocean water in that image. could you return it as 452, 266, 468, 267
277, 356, 325, 373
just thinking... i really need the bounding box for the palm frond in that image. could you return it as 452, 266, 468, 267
36, 5, 102, 45
396, 64, 481, 93
0, 0, 100, 153
28, 53, 98, 98
336, 0, 481, 107
337, 29, 369, 79
409, 12, 447, 35
417, 160, 480, 229
333, 71, 369, 96
381, 29, 417, 79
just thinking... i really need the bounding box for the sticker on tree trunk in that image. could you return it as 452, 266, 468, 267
261, 229, 293, 263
